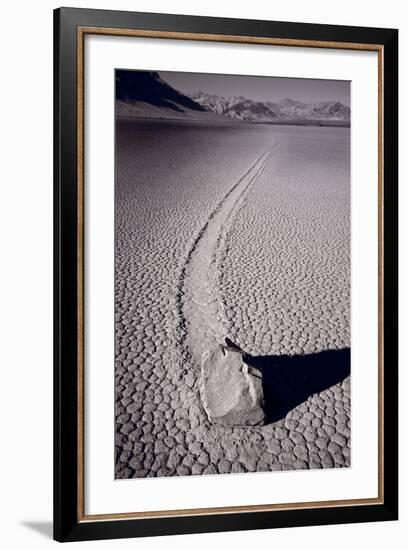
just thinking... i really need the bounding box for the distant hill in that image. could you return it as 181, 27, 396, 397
190, 91, 350, 124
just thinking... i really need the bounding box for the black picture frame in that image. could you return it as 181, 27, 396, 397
54, 7, 398, 542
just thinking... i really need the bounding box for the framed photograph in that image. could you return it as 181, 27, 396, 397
54, 7, 398, 542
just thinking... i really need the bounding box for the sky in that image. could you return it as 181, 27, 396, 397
162, 70, 350, 106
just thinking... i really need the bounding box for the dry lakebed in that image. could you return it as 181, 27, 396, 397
115, 119, 351, 479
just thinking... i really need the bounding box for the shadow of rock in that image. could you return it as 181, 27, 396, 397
243, 348, 350, 423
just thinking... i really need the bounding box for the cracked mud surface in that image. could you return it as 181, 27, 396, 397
115, 119, 350, 479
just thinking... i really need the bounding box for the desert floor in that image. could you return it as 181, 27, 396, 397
115, 119, 351, 478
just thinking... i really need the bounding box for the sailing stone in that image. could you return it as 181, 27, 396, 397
200, 345, 265, 427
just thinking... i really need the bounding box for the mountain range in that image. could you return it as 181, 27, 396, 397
116, 71, 350, 125
189, 91, 350, 123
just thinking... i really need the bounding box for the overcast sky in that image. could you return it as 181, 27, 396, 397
162, 70, 350, 106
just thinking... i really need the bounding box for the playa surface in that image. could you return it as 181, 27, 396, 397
115, 119, 350, 478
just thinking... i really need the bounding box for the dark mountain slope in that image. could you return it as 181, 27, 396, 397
116, 70, 206, 113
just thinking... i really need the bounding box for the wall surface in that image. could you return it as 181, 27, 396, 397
0, 1, 405, 548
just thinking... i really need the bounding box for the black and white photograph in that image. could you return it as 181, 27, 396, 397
114, 69, 351, 479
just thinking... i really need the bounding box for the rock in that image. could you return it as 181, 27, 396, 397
200, 345, 265, 427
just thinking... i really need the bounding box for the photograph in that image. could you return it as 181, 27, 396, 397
114, 68, 351, 479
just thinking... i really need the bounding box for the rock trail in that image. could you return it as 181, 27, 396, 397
179, 144, 279, 366
177, 144, 279, 426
